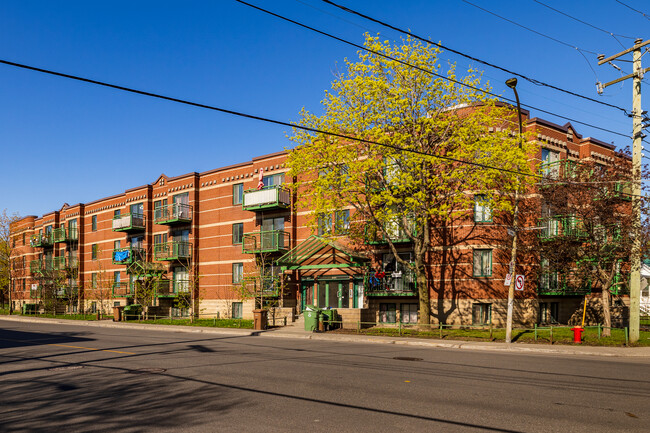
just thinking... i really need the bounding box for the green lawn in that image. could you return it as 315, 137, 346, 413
340, 324, 650, 347
136, 317, 254, 329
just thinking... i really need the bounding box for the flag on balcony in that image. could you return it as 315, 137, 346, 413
257, 168, 264, 190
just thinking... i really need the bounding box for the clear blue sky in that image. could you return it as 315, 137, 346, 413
1, 0, 647, 217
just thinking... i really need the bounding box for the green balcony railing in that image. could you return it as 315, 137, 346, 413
242, 230, 290, 254
56, 283, 79, 299
154, 242, 192, 261
154, 203, 192, 225
52, 256, 66, 271
242, 185, 291, 211
538, 215, 587, 241
30, 232, 54, 248
30, 288, 41, 298
52, 227, 79, 243
112, 247, 145, 265
30, 259, 54, 274
365, 269, 417, 296
538, 271, 591, 296
539, 159, 579, 183
612, 181, 633, 201
112, 213, 145, 232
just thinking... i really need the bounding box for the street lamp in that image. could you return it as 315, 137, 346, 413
505, 77, 523, 344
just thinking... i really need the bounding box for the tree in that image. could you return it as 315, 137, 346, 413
288, 35, 533, 324
537, 153, 650, 335
1, 209, 21, 309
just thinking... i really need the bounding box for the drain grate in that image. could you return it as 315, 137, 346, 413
129, 368, 167, 374
393, 357, 423, 361
48, 365, 84, 371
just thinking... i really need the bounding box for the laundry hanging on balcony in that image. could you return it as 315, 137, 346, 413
113, 250, 130, 262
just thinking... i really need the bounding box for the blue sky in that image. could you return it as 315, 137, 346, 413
1, 0, 648, 217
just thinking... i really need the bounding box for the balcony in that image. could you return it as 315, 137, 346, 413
539, 159, 579, 184
30, 232, 53, 248
155, 279, 191, 297
30, 259, 54, 274
30, 287, 41, 298
112, 281, 133, 298
612, 181, 633, 201
56, 283, 78, 299
112, 213, 145, 232
52, 256, 66, 271
365, 269, 417, 296
154, 242, 192, 261
365, 220, 414, 245
52, 227, 79, 243
242, 230, 290, 254
538, 272, 591, 296
538, 216, 587, 242
154, 203, 192, 225
112, 247, 145, 265
242, 185, 291, 211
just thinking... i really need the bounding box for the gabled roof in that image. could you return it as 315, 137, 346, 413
277, 236, 369, 270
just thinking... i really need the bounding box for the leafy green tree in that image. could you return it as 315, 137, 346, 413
1, 209, 21, 309
288, 35, 533, 324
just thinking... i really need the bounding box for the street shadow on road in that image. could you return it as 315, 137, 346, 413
0, 328, 94, 349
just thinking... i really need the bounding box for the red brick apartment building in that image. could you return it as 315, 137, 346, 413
9, 111, 631, 327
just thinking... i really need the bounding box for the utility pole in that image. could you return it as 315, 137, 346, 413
598, 38, 650, 344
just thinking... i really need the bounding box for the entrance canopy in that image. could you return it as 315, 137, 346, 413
276, 236, 369, 271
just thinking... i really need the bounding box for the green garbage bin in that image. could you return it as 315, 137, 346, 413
304, 305, 321, 331
320, 308, 339, 330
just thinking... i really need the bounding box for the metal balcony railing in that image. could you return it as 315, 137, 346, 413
242, 230, 290, 254
242, 185, 291, 211
112, 247, 146, 265
365, 269, 417, 296
154, 203, 192, 225
154, 242, 192, 261
52, 227, 79, 243
30, 232, 54, 248
538, 216, 587, 241
112, 213, 145, 232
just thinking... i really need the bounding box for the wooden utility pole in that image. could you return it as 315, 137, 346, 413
598, 38, 650, 344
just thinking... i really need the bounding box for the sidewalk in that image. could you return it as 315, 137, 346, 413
2, 315, 649, 359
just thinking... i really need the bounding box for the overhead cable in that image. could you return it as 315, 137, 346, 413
235, 0, 630, 138
322, 0, 630, 115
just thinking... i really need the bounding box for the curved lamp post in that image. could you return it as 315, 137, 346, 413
505, 78, 523, 344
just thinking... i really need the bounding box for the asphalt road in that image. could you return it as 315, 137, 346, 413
1, 320, 648, 433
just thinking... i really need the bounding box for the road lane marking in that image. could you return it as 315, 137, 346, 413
47, 344, 135, 354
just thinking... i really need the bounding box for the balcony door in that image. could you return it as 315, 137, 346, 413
261, 217, 284, 250
173, 193, 189, 219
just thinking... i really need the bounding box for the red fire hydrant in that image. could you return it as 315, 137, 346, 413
572, 326, 584, 344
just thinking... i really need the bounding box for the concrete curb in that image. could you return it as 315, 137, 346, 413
2, 315, 649, 359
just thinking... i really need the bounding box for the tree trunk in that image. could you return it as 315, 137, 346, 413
416, 260, 430, 325
601, 288, 611, 337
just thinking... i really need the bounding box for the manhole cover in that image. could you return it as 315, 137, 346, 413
129, 368, 167, 374
393, 357, 423, 361
48, 365, 84, 371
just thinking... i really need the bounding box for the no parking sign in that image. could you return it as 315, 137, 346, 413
515, 274, 525, 291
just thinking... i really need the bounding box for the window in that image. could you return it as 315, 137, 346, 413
91, 301, 97, 313
92, 244, 98, 260
22, 232, 25, 245
473, 249, 492, 277
232, 263, 244, 284
334, 210, 350, 234
232, 302, 243, 319
263, 173, 285, 187
114, 240, 121, 250
232, 223, 244, 244
92, 273, 97, 289
233, 183, 244, 205
474, 195, 492, 223
154, 199, 168, 220
113, 209, 121, 218
379, 303, 397, 323
317, 214, 332, 236
541, 149, 560, 178
400, 303, 418, 324
113, 271, 121, 285
92, 215, 97, 231
472, 303, 492, 325
154, 233, 167, 246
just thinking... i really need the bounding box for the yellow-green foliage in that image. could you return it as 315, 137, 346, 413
288, 35, 534, 239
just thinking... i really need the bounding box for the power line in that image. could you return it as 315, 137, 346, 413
615, 0, 650, 21
235, 0, 631, 138
462, 0, 599, 55
0, 59, 642, 197
321, 0, 630, 115
532, 0, 636, 47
